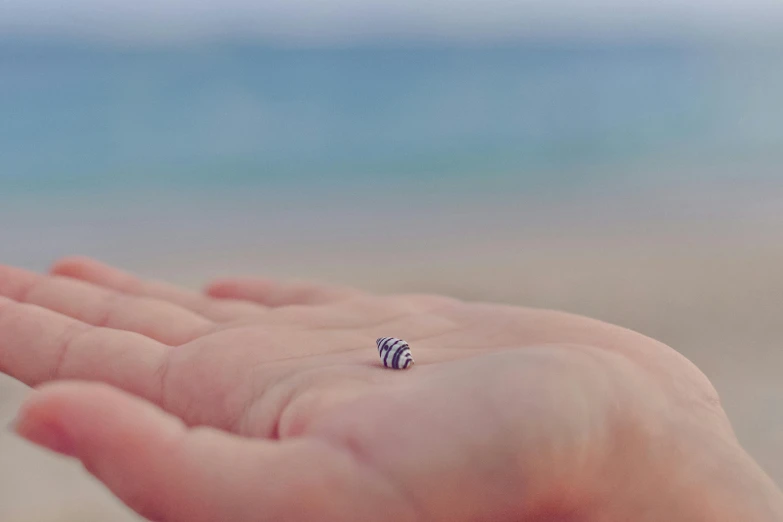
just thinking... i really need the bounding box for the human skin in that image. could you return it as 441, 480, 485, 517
0, 257, 780, 522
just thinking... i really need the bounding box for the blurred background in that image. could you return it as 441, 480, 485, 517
1, 1, 782, 520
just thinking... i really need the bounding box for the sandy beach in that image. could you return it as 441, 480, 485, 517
1, 200, 782, 521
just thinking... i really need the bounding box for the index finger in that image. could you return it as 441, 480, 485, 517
0, 296, 167, 404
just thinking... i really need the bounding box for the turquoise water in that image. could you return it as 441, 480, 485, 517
1, 42, 782, 270
2, 42, 782, 198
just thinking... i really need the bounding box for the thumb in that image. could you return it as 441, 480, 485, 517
12, 382, 417, 522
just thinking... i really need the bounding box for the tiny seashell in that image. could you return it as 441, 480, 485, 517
376, 337, 414, 369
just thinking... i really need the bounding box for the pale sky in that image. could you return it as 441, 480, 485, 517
3, 0, 783, 44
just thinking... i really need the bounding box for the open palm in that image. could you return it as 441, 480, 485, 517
0, 258, 777, 522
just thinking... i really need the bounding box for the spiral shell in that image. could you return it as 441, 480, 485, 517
376, 337, 414, 369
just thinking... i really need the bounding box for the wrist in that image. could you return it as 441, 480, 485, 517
600, 431, 783, 522
688, 444, 783, 522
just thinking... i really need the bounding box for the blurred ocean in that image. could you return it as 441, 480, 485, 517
1, 41, 782, 270
2, 42, 783, 191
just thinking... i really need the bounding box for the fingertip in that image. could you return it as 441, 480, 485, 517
50, 255, 98, 277
16, 381, 123, 426
12, 382, 90, 457
204, 278, 256, 299
50, 257, 141, 295
13, 382, 180, 455
206, 277, 362, 307
0, 264, 36, 299
203, 279, 229, 297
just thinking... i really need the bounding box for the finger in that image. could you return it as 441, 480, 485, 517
0, 296, 166, 404
13, 382, 418, 522
51, 257, 265, 322
0, 265, 212, 345
206, 277, 364, 307
213, 293, 459, 343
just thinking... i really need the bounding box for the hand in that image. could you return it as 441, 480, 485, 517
0, 258, 780, 521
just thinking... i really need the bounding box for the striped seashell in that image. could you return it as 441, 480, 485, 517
376, 337, 414, 369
